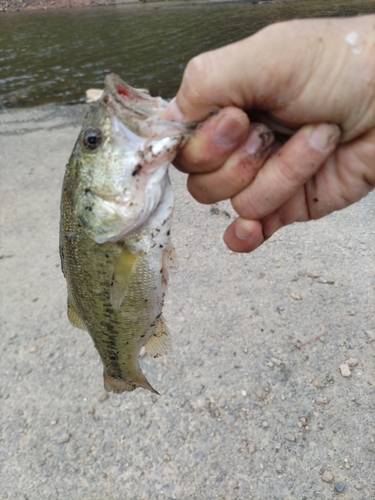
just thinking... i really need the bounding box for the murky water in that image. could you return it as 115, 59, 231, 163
0, 0, 374, 107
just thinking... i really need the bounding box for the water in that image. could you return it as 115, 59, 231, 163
0, 0, 374, 107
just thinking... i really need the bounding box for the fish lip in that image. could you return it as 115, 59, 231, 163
102, 73, 166, 122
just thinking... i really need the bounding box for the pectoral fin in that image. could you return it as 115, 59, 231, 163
110, 247, 138, 309
144, 315, 171, 358
67, 298, 86, 330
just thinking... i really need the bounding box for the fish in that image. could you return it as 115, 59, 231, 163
59, 73, 194, 394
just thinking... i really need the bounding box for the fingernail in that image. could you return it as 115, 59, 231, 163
235, 218, 255, 240
213, 115, 247, 147
243, 128, 264, 155
309, 123, 341, 152
165, 98, 184, 122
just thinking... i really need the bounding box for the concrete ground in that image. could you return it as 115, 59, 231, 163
0, 104, 374, 500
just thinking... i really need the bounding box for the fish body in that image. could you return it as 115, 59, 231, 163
59, 74, 193, 394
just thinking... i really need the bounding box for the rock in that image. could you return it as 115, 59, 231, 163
256, 390, 267, 401
334, 482, 345, 493
290, 293, 302, 300
284, 433, 295, 442
355, 484, 362, 490
365, 330, 375, 341
315, 397, 329, 405
55, 432, 70, 444
345, 358, 358, 367
29, 346, 38, 353
262, 421, 269, 429
248, 444, 257, 455
339, 364, 351, 377
98, 391, 109, 403
348, 309, 356, 315
87, 406, 95, 415
322, 471, 333, 482
317, 277, 335, 284
312, 379, 325, 388
271, 357, 282, 366
307, 271, 319, 278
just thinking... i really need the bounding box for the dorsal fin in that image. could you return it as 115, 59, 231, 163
144, 315, 171, 358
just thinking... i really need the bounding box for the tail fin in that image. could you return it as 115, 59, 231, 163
103, 369, 159, 395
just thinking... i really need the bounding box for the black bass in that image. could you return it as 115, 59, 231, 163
59, 74, 193, 394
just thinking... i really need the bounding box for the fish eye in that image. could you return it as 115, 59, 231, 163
82, 127, 103, 151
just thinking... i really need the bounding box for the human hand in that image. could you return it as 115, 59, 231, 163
162, 15, 375, 252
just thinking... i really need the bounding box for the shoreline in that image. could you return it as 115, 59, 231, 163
0, 0, 276, 13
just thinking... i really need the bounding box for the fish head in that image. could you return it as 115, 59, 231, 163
71, 74, 194, 244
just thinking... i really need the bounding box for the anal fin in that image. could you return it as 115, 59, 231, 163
110, 247, 138, 309
144, 315, 171, 358
67, 298, 86, 330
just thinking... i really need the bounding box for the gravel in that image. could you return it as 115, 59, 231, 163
0, 104, 375, 499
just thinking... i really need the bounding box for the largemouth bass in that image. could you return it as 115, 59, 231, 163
59, 74, 193, 394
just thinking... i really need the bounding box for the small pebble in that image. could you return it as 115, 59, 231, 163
365, 330, 375, 341
334, 482, 345, 493
317, 277, 335, 284
87, 406, 95, 415
322, 471, 333, 483
10, 332, 17, 339
345, 358, 358, 367
248, 444, 257, 455
284, 433, 295, 442
182, 253, 190, 259
318, 423, 324, 429
98, 391, 109, 403
355, 484, 362, 490
307, 271, 319, 278
348, 309, 356, 316
271, 357, 282, 366
262, 421, 269, 429
339, 363, 351, 377
266, 361, 274, 367
29, 346, 38, 353
256, 390, 267, 401
315, 397, 328, 405
290, 293, 302, 300
56, 432, 70, 444
312, 379, 325, 388
241, 390, 247, 396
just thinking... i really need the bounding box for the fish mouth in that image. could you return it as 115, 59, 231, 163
102, 73, 166, 126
